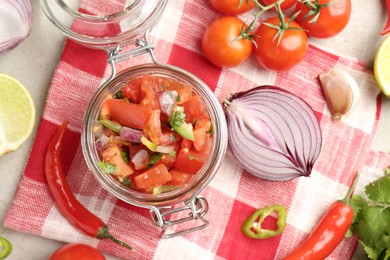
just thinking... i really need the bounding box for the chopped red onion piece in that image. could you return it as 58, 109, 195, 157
131, 149, 149, 170
159, 90, 178, 116
120, 126, 143, 143
95, 135, 110, 151
156, 145, 174, 154
223, 86, 322, 181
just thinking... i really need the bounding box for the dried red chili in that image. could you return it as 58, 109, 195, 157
44, 121, 134, 251
283, 172, 359, 260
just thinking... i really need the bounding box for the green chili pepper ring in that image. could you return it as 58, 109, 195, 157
241, 204, 287, 239
0, 236, 12, 259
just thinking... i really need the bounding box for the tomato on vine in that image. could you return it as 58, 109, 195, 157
202, 16, 253, 68
295, 0, 351, 38
209, 0, 255, 15
253, 16, 308, 71
261, 0, 298, 10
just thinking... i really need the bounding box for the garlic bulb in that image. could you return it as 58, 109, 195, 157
319, 69, 360, 120
0, 0, 33, 56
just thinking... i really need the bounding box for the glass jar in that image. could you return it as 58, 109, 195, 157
41, 0, 229, 237
81, 38, 228, 237
39, 0, 167, 49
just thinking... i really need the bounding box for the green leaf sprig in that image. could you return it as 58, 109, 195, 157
349, 167, 390, 260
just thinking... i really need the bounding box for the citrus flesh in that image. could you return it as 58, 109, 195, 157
0, 74, 35, 156
374, 35, 390, 97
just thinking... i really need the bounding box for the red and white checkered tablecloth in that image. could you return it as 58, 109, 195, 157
4, 0, 390, 259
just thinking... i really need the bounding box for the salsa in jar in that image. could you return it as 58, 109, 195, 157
94, 74, 213, 195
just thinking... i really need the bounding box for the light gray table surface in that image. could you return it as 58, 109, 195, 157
1, 1, 389, 259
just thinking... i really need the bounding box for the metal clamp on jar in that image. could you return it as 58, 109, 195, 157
40, 0, 228, 238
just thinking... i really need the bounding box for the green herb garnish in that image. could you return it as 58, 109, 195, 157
97, 161, 117, 174
122, 178, 131, 187
113, 90, 123, 99
148, 153, 163, 167
349, 167, 390, 259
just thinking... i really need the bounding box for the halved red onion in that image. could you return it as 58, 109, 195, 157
159, 90, 178, 116
120, 126, 143, 143
0, 0, 33, 56
223, 86, 322, 181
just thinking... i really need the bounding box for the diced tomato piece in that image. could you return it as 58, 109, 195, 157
122, 77, 143, 103
182, 95, 210, 123
143, 110, 170, 145
164, 80, 193, 104
134, 164, 172, 190
180, 137, 193, 150
193, 119, 212, 151
105, 99, 152, 129
102, 144, 134, 178
99, 96, 112, 119
141, 75, 166, 110
167, 169, 193, 185
174, 148, 207, 175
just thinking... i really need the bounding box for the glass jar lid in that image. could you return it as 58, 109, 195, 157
40, 0, 167, 49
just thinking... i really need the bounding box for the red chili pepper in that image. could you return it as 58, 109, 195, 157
44, 121, 134, 251
381, 0, 390, 35
283, 172, 359, 260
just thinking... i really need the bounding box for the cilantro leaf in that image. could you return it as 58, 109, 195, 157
97, 161, 117, 174
365, 174, 390, 203
122, 178, 131, 187
349, 168, 390, 260
169, 110, 186, 129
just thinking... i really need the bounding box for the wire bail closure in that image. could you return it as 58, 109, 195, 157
149, 195, 209, 238
103, 30, 161, 86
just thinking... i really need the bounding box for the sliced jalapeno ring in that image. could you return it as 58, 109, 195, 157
0, 236, 12, 259
241, 204, 287, 239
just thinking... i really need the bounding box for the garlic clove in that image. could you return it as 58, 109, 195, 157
318, 69, 360, 120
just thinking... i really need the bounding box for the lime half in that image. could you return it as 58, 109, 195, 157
0, 74, 36, 156
374, 35, 390, 96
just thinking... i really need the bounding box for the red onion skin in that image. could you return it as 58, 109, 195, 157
0, 0, 33, 56
224, 86, 322, 181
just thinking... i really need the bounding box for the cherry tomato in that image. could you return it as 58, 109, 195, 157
49, 243, 106, 260
209, 0, 255, 15
202, 16, 253, 68
261, 0, 297, 10
295, 0, 351, 38
254, 16, 308, 71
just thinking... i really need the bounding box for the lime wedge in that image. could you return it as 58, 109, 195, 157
374, 35, 390, 96
0, 74, 36, 156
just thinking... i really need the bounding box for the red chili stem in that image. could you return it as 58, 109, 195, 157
342, 171, 360, 204
381, 0, 390, 35
44, 121, 134, 251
